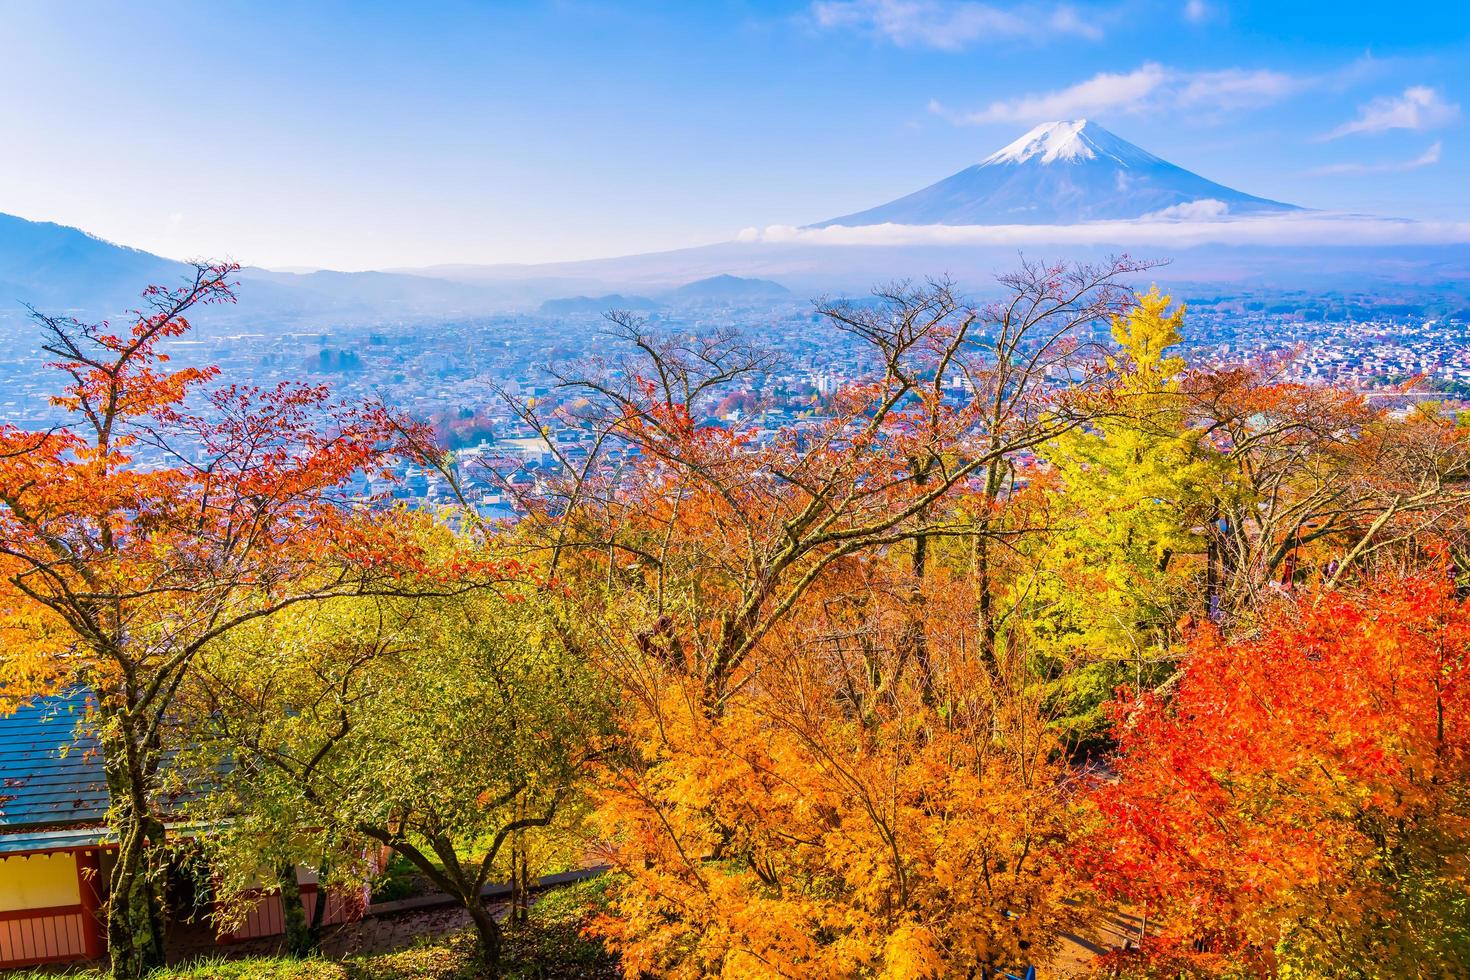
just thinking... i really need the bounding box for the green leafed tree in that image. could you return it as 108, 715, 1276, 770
179, 555, 612, 975
1018, 288, 1235, 745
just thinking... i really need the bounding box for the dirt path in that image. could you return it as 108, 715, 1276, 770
165, 900, 508, 964
1052, 908, 1150, 976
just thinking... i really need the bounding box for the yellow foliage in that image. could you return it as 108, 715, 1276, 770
580, 560, 1098, 978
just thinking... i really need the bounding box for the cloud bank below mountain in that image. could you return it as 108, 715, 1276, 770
739, 211, 1470, 248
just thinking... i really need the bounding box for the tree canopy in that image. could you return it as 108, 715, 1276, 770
5, 264, 1470, 979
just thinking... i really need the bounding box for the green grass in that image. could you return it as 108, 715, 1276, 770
344, 937, 477, 980
501, 878, 617, 979
7, 879, 618, 980
4, 959, 346, 980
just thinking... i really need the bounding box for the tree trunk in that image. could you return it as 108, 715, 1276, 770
106, 840, 165, 980
277, 863, 314, 957
518, 841, 531, 926
1205, 505, 1222, 621
907, 529, 935, 703
308, 856, 330, 946
508, 835, 527, 927
973, 457, 1004, 672
906, 457, 935, 702
372, 833, 503, 976
102, 726, 167, 979
974, 530, 998, 668
464, 896, 504, 975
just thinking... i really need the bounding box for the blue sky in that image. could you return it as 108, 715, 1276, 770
1, 0, 1466, 268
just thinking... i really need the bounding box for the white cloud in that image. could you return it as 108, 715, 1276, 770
1324, 87, 1460, 139
936, 63, 1169, 123
1176, 68, 1299, 110
1308, 141, 1443, 175
810, 0, 1102, 50
1183, 0, 1210, 22
1043, 6, 1101, 40
741, 212, 1470, 248
934, 62, 1305, 124
1144, 199, 1231, 220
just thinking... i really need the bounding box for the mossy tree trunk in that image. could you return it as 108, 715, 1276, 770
277, 864, 314, 957
102, 719, 168, 980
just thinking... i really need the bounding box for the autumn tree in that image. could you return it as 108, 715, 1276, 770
585, 549, 1098, 977
1091, 572, 1470, 975
1009, 294, 1470, 750
1185, 363, 1470, 612
514, 261, 1155, 976
0, 265, 443, 977
540, 261, 1148, 700
182, 572, 612, 974
1016, 288, 1234, 745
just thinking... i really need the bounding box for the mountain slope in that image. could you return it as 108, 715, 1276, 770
538, 293, 663, 315
665, 274, 791, 305
0, 210, 592, 321
814, 120, 1300, 227
0, 212, 187, 312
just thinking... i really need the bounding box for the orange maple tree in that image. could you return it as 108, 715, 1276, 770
0, 265, 451, 977
1090, 571, 1470, 975
584, 551, 1096, 978
1181, 361, 1470, 615
531, 266, 1148, 977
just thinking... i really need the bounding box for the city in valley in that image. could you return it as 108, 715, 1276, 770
4, 276, 1467, 514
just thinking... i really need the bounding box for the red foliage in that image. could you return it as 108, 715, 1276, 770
1089, 573, 1470, 973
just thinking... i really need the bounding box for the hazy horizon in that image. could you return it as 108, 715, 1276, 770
1, 0, 1467, 271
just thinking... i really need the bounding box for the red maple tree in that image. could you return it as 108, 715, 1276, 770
1091, 571, 1470, 974
0, 264, 469, 976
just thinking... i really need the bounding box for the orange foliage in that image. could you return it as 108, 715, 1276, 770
0, 266, 449, 705
583, 550, 1097, 978
543, 270, 1160, 977
0, 265, 468, 976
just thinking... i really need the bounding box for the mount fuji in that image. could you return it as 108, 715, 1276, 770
814, 120, 1301, 227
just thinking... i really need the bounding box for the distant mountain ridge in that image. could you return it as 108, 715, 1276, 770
667, 274, 791, 303
536, 275, 794, 317
4, 133, 1465, 327
0, 209, 806, 325
0, 210, 606, 321
538, 293, 663, 315
0, 212, 184, 312
814, 120, 1301, 227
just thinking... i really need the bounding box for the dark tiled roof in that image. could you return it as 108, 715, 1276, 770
0, 690, 109, 833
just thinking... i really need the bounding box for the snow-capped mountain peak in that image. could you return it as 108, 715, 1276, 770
812, 119, 1298, 227
981, 120, 1165, 168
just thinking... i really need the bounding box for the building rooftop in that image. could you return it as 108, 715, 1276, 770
0, 690, 109, 852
